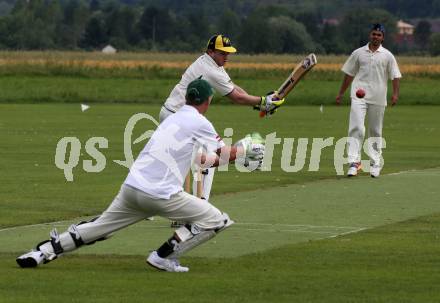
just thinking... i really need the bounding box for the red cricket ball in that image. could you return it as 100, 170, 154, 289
356, 88, 365, 98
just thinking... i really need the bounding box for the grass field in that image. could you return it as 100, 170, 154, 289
1, 104, 439, 226
1, 103, 440, 302
1, 168, 440, 302
1, 52, 440, 302
1, 76, 439, 105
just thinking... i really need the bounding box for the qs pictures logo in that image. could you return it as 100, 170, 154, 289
54, 113, 386, 182
54, 113, 159, 181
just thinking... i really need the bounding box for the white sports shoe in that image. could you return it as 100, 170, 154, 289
347, 162, 362, 177
147, 251, 189, 272
370, 165, 381, 178
16, 250, 46, 268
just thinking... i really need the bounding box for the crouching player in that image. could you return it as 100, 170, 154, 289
16, 79, 265, 272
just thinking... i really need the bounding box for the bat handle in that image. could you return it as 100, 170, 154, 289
273, 92, 282, 101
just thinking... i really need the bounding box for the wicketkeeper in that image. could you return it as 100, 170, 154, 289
160, 34, 284, 201
16, 79, 266, 272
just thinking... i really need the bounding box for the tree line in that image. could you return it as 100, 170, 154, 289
0, 0, 439, 55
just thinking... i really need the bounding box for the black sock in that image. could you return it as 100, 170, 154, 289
157, 235, 179, 258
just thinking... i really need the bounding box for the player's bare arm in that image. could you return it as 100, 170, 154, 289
226, 85, 261, 105
336, 74, 354, 104
233, 85, 248, 95
391, 78, 400, 106
197, 146, 240, 168
198, 144, 259, 167
228, 86, 286, 118
196, 136, 265, 169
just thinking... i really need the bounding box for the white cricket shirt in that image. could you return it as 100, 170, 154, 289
164, 53, 235, 112
124, 105, 225, 199
342, 44, 402, 106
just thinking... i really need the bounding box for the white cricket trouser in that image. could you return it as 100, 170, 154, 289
347, 99, 385, 166
159, 105, 216, 199
74, 185, 226, 244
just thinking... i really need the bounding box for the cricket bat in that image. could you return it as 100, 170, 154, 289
196, 170, 203, 198
184, 169, 203, 198
259, 53, 317, 117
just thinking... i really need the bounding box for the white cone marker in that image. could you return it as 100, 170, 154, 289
81, 104, 90, 112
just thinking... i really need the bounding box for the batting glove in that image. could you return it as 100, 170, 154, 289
254, 91, 285, 117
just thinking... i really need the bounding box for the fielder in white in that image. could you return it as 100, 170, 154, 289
16, 79, 265, 272
336, 24, 401, 178
160, 34, 283, 201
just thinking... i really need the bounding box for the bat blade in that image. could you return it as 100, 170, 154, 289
196, 169, 203, 198
258, 53, 317, 118
275, 53, 317, 100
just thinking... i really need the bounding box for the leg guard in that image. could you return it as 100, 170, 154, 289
67, 224, 85, 247
36, 217, 111, 262
36, 229, 64, 262
167, 213, 234, 259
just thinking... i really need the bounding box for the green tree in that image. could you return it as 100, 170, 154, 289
1, 0, 62, 49
81, 14, 107, 48
216, 8, 241, 41
60, 0, 90, 48
90, 0, 100, 12
10, 0, 27, 13
163, 14, 193, 52
0, 1, 13, 17
321, 23, 347, 54
339, 8, 397, 52
414, 20, 432, 51
382, 0, 434, 18
105, 5, 139, 48
120, 6, 140, 45
267, 16, 316, 53
429, 32, 440, 55
434, 0, 440, 16
294, 10, 322, 38
0, 15, 20, 48
138, 6, 175, 49
237, 12, 271, 53
186, 11, 210, 47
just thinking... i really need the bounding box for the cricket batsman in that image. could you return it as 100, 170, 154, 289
159, 34, 284, 201
336, 24, 401, 177
16, 79, 266, 272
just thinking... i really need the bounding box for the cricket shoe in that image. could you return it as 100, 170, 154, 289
16, 250, 46, 268
347, 162, 362, 177
370, 165, 381, 178
147, 251, 189, 272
